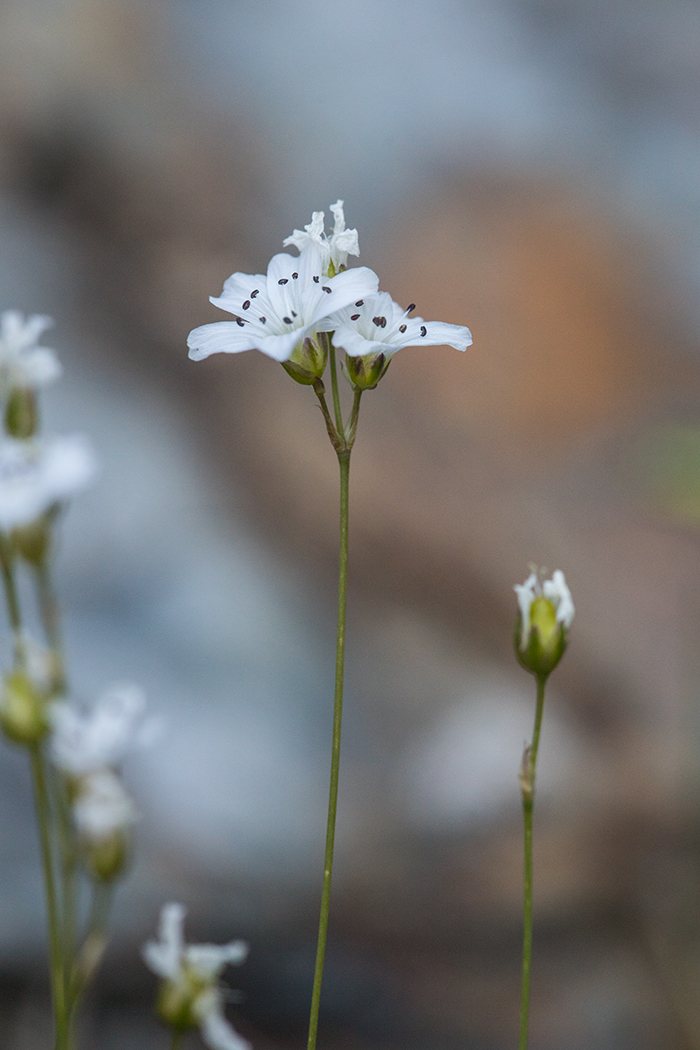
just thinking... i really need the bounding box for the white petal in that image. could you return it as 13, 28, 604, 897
543, 570, 575, 627
310, 266, 379, 326
142, 902, 186, 980
198, 1000, 251, 1050
513, 572, 538, 650
187, 322, 260, 361
329, 324, 384, 358
73, 769, 137, 838
186, 940, 248, 980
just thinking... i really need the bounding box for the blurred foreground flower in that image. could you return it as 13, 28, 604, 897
50, 684, 161, 774
283, 200, 360, 276
0, 434, 96, 531
514, 568, 574, 679
144, 902, 249, 1050
0, 311, 62, 395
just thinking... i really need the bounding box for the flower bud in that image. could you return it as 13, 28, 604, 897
11, 512, 53, 566
344, 351, 390, 391
156, 969, 208, 1033
0, 669, 49, 744
83, 828, 130, 883
5, 388, 38, 439
281, 336, 327, 385
514, 569, 574, 679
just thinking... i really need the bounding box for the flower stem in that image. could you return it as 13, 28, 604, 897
0, 535, 25, 666
519, 675, 546, 1050
30, 743, 70, 1050
328, 346, 344, 434
34, 560, 66, 694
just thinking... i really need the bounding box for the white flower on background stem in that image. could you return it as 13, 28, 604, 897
72, 768, 138, 840
50, 684, 161, 776
0, 434, 96, 531
187, 243, 378, 364
0, 311, 62, 395
143, 902, 250, 1050
283, 200, 360, 275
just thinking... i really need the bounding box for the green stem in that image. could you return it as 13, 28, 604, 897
328, 346, 344, 435
519, 675, 547, 1050
34, 561, 66, 694
307, 445, 351, 1050
30, 744, 69, 1050
0, 536, 25, 666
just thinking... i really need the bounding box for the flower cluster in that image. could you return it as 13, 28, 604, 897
50, 685, 160, 881
187, 201, 472, 390
514, 568, 574, 678
143, 902, 249, 1050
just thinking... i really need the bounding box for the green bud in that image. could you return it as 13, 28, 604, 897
83, 829, 130, 883
515, 596, 568, 679
5, 388, 38, 439
156, 969, 209, 1033
0, 670, 49, 745
11, 513, 53, 566
344, 351, 390, 391
281, 336, 328, 385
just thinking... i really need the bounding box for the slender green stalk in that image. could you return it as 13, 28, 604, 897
0, 537, 25, 666
34, 561, 66, 694
30, 744, 70, 1050
519, 675, 547, 1050
307, 351, 358, 1050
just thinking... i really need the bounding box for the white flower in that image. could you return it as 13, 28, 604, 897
187, 243, 378, 364
283, 200, 360, 275
323, 291, 473, 359
50, 684, 161, 776
0, 434, 96, 530
514, 569, 574, 652
143, 902, 250, 1050
73, 768, 138, 840
0, 311, 62, 395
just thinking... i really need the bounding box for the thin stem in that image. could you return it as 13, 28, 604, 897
69, 881, 114, 1011
30, 744, 69, 1050
0, 536, 25, 666
519, 675, 547, 1050
328, 346, 344, 435
307, 449, 351, 1050
34, 561, 66, 694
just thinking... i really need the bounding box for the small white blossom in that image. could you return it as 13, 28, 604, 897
283, 200, 360, 275
188, 243, 378, 364
73, 768, 138, 840
50, 684, 161, 776
323, 291, 472, 359
143, 903, 250, 1050
0, 311, 62, 395
514, 569, 574, 651
0, 434, 96, 531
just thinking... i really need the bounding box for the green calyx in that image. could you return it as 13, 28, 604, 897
344, 352, 390, 391
83, 829, 130, 883
0, 669, 49, 745
515, 597, 568, 679
157, 969, 210, 1033
281, 336, 328, 385
5, 387, 38, 439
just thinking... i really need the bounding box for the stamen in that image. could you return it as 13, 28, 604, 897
292, 272, 299, 279
355, 300, 364, 307
278, 278, 289, 285
236, 318, 245, 327
250, 289, 259, 298
372, 317, 382, 326
242, 300, 251, 310
313, 276, 320, 283
406, 303, 416, 314
259, 317, 266, 323
399, 324, 407, 333
291, 310, 297, 318
351, 314, 360, 321
283, 316, 292, 324
420, 325, 427, 337
322, 286, 332, 294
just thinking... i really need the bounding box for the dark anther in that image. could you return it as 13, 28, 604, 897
236, 318, 245, 327
242, 300, 251, 310
278, 278, 288, 285
260, 317, 266, 323
355, 300, 364, 307
322, 286, 332, 293
372, 317, 382, 326
283, 316, 292, 324
351, 314, 360, 321
420, 325, 427, 337
407, 303, 416, 313
251, 289, 259, 298
399, 324, 407, 333
379, 317, 387, 327
291, 310, 297, 318
313, 276, 320, 283
292, 272, 298, 279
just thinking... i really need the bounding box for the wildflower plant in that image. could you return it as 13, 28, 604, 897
0, 313, 155, 1049
513, 567, 574, 1050
188, 201, 472, 1050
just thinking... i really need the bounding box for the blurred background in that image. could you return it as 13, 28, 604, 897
2, 0, 700, 1046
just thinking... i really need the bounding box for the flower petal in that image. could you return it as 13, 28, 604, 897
142, 902, 185, 980
187, 322, 260, 361
198, 1000, 251, 1050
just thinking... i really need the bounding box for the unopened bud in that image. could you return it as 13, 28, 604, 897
83, 828, 130, 883
156, 970, 207, 1033
514, 569, 574, 680
281, 336, 327, 385
0, 670, 49, 744
5, 388, 38, 439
